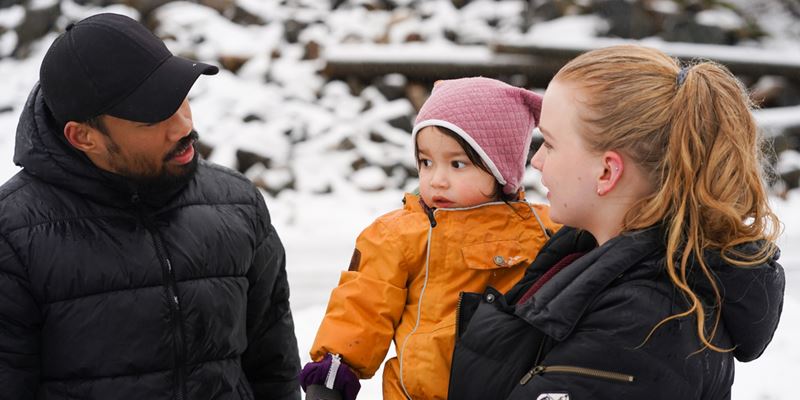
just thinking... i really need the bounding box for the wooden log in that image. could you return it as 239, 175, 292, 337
493, 38, 800, 83
322, 44, 564, 87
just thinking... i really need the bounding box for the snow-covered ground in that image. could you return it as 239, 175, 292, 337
0, 1, 798, 398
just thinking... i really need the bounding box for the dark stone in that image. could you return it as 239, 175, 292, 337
351, 157, 369, 171
337, 138, 356, 151
372, 74, 407, 101
780, 169, 800, 192
369, 132, 387, 143
230, 4, 266, 25
236, 150, 272, 174
243, 114, 264, 123
199, 0, 235, 14
661, 14, 733, 45
13, 0, 61, 58
444, 28, 458, 42
195, 140, 214, 160
125, 0, 173, 16
303, 40, 321, 60
219, 55, 250, 73
527, 0, 566, 24
284, 19, 307, 44
387, 115, 413, 132
594, 0, 660, 39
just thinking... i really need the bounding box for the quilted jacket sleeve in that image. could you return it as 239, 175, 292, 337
310, 218, 409, 379
0, 234, 40, 399
241, 198, 301, 400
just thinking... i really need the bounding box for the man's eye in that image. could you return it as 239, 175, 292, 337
451, 161, 466, 169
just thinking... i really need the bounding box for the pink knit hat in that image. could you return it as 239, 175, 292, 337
411, 77, 543, 195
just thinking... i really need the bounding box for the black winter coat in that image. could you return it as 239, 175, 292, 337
449, 226, 784, 400
0, 84, 301, 399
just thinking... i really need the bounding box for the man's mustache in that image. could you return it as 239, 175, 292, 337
164, 130, 199, 161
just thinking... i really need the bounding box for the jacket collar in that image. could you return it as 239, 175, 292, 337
514, 226, 663, 341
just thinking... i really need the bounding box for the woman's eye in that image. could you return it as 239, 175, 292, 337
451, 161, 467, 169
543, 141, 553, 150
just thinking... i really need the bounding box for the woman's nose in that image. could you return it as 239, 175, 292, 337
530, 147, 545, 171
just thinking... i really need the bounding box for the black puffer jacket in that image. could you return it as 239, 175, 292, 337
0, 84, 300, 399
449, 226, 784, 400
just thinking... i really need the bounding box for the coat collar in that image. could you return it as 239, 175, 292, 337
514, 226, 664, 341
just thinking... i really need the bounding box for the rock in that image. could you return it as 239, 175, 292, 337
661, 13, 732, 45
387, 115, 413, 132
198, 0, 235, 14
230, 4, 266, 26
284, 19, 307, 44
236, 149, 272, 174
124, 0, 173, 16
593, 0, 660, 39
528, 0, 565, 22
405, 82, 429, 112
303, 40, 321, 60
195, 140, 214, 160
219, 55, 250, 74
13, 0, 60, 58
751, 76, 800, 108
372, 73, 407, 101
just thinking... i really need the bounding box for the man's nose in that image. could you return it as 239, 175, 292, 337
166, 100, 193, 141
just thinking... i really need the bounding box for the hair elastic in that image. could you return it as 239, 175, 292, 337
676, 66, 691, 87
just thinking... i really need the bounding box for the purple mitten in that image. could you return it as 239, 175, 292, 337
299, 354, 361, 400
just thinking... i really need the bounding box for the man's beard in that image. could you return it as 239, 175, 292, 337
106, 130, 200, 195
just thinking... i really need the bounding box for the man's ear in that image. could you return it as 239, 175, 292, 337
64, 121, 103, 154
596, 151, 624, 196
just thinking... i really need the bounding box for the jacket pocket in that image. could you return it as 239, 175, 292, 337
461, 240, 527, 270
519, 365, 635, 385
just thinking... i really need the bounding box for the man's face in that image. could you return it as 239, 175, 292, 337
94, 99, 199, 186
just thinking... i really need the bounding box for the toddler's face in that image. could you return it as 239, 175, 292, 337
416, 126, 496, 209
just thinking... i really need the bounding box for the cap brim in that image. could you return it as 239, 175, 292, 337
106, 56, 218, 123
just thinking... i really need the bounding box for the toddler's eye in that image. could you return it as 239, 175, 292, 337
418, 159, 432, 167
451, 161, 466, 169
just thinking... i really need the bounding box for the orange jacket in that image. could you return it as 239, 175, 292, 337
310, 193, 558, 399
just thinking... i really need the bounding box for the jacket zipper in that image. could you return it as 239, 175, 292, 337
454, 292, 464, 342
519, 365, 635, 385
136, 198, 187, 400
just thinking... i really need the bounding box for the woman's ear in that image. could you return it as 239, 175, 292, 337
596, 151, 624, 196
64, 121, 102, 154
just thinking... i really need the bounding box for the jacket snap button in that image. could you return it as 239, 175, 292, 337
493, 255, 505, 266
485, 293, 495, 303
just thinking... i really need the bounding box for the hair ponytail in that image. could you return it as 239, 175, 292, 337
554, 45, 781, 352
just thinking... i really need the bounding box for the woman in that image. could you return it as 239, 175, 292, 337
447, 45, 785, 399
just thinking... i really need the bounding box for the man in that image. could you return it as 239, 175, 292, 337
0, 13, 300, 399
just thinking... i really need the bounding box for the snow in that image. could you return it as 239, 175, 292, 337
0, 1, 798, 398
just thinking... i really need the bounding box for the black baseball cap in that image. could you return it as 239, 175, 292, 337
40, 13, 218, 124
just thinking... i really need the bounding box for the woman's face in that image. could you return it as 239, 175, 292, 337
530, 79, 604, 229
